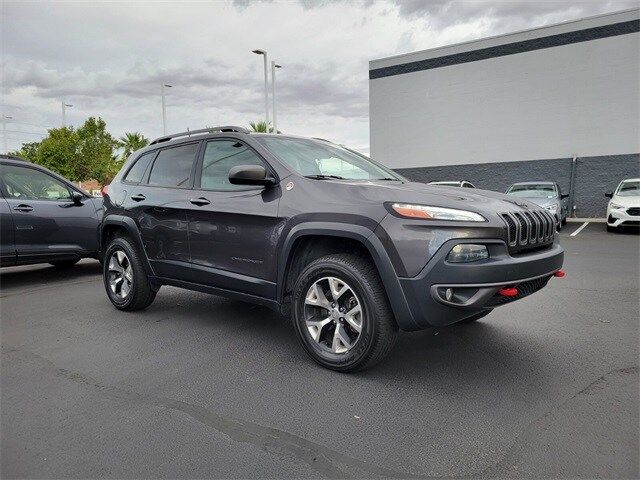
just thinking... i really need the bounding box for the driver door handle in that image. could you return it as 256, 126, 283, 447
130, 194, 146, 202
189, 197, 210, 206
13, 204, 33, 212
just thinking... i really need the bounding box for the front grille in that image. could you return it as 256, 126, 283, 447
500, 208, 556, 253
627, 207, 640, 216
486, 275, 552, 307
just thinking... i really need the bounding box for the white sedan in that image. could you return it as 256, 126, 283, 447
606, 178, 640, 231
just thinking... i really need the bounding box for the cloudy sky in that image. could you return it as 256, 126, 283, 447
2, 0, 636, 153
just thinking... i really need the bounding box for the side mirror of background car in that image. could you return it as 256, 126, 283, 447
71, 191, 84, 205
604, 192, 613, 198
228, 165, 275, 186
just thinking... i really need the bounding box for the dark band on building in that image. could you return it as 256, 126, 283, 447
370, 19, 640, 80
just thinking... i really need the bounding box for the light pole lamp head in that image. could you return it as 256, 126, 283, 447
163, 84, 172, 88
252, 49, 266, 56
274, 63, 282, 69
64, 103, 73, 107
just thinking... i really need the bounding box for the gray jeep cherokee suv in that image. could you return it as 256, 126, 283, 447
101, 126, 564, 371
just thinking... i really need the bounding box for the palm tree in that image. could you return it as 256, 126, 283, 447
249, 121, 274, 133
118, 132, 149, 160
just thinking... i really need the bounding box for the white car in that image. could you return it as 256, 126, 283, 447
606, 178, 640, 231
428, 180, 476, 188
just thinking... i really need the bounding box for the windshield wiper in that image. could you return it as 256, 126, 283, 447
374, 177, 399, 181
304, 174, 346, 180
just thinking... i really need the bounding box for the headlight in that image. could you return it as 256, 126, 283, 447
447, 244, 489, 263
390, 203, 486, 222
545, 204, 558, 213
609, 203, 625, 210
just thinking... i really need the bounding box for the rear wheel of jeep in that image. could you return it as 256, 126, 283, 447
103, 236, 156, 311
292, 253, 398, 372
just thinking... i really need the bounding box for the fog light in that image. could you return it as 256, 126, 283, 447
445, 288, 454, 301
447, 244, 489, 263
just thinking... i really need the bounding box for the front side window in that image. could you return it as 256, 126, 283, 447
124, 151, 155, 184
147, 143, 198, 188
1, 164, 71, 201
256, 137, 401, 181
616, 180, 640, 197
199, 140, 267, 190
506, 184, 556, 199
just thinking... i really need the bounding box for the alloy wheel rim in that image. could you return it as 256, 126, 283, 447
303, 276, 363, 354
108, 250, 133, 300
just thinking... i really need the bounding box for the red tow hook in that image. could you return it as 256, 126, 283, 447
553, 269, 566, 278
498, 287, 519, 297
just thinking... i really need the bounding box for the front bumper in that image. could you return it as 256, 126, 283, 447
397, 238, 564, 329
607, 209, 640, 227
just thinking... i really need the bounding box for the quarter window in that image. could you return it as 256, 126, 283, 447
0, 164, 72, 201
147, 143, 198, 188
199, 140, 267, 190
124, 151, 155, 184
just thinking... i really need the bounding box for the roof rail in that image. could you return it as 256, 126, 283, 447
149, 125, 250, 145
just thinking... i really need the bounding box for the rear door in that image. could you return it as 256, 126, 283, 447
185, 139, 281, 298
124, 142, 199, 281
0, 163, 99, 264
0, 182, 16, 266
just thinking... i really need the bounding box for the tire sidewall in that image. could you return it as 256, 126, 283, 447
103, 237, 139, 309
292, 261, 379, 371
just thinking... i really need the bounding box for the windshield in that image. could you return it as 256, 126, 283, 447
615, 180, 640, 197
506, 184, 557, 199
257, 137, 402, 181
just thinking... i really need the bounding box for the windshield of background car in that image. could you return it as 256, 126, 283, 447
257, 137, 402, 180
615, 181, 640, 197
506, 184, 556, 199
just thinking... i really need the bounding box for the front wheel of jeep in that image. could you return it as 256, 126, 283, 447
292, 253, 398, 372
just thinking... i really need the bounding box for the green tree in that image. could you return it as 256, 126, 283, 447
118, 132, 149, 161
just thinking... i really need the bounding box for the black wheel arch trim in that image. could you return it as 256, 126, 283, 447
276, 222, 420, 331
100, 215, 155, 276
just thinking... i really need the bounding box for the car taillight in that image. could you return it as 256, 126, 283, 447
101, 184, 110, 197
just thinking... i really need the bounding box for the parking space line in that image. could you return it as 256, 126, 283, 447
570, 222, 589, 237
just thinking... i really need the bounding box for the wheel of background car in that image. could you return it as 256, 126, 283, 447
291, 253, 398, 372
103, 235, 156, 311
456, 309, 493, 324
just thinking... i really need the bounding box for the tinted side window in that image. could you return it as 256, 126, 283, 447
147, 143, 198, 188
200, 140, 267, 190
123, 152, 155, 184
1, 164, 71, 201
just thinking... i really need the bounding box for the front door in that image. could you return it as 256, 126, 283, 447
185, 139, 281, 298
126, 142, 199, 280
0, 195, 16, 266
0, 163, 99, 264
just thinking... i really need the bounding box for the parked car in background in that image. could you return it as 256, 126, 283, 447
606, 178, 640, 232
429, 180, 476, 188
100, 126, 564, 372
505, 181, 568, 228
0, 155, 103, 268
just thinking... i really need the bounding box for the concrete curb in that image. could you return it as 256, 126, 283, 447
567, 218, 606, 223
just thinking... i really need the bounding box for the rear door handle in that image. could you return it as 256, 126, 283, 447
189, 197, 210, 206
130, 194, 146, 202
13, 204, 33, 212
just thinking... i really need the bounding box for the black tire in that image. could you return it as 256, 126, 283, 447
103, 235, 156, 311
49, 259, 79, 268
292, 253, 398, 372
562, 217, 567, 226
457, 309, 492, 325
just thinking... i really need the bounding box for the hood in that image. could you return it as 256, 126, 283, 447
610, 194, 640, 207
318, 179, 542, 214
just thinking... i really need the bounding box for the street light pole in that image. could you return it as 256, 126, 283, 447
252, 49, 269, 130
61, 101, 73, 127
2, 115, 12, 154
271, 61, 282, 134
161, 83, 172, 135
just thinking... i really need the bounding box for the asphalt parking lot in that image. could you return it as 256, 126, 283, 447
1, 223, 638, 479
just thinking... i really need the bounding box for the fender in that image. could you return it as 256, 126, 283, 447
276, 222, 420, 331
100, 214, 155, 276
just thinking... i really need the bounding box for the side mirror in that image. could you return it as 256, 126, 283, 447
561, 193, 569, 199
228, 165, 275, 186
71, 191, 84, 205
605, 192, 613, 198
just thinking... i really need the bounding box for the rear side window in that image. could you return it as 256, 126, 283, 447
123, 152, 155, 184
147, 143, 198, 188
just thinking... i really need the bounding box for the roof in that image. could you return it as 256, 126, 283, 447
511, 181, 555, 185
369, 8, 639, 78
